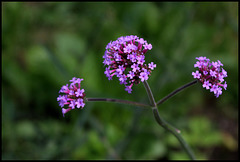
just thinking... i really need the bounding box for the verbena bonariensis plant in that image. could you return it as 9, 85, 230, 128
57, 35, 228, 160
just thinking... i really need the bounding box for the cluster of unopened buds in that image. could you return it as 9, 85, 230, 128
103, 35, 156, 93
192, 56, 227, 98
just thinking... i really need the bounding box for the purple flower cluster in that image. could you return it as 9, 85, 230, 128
192, 56, 227, 98
57, 77, 86, 117
103, 35, 156, 93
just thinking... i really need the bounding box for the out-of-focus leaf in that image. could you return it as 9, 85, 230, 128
16, 121, 36, 138
169, 151, 207, 160
2, 2, 238, 160
167, 117, 222, 148
144, 141, 166, 159
221, 132, 238, 151
72, 130, 107, 160
54, 32, 86, 74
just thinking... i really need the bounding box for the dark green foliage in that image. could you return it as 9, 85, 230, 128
2, 2, 238, 160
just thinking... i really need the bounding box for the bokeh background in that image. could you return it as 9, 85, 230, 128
2, 2, 238, 160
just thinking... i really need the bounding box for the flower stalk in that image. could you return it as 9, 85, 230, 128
143, 81, 196, 160
86, 98, 151, 108
157, 80, 198, 106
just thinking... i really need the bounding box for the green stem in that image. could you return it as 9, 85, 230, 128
157, 80, 198, 106
143, 80, 157, 107
143, 81, 196, 160
86, 98, 151, 108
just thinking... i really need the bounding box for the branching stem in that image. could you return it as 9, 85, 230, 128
143, 81, 196, 160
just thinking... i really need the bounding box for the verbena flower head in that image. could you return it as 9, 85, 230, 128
57, 77, 86, 117
103, 35, 156, 93
192, 56, 227, 98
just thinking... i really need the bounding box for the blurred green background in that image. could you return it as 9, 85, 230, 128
2, 2, 238, 160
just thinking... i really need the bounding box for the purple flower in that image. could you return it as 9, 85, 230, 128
70, 77, 84, 88
137, 55, 145, 65
211, 61, 219, 68
104, 67, 112, 79
131, 63, 140, 72
62, 108, 72, 117
203, 70, 208, 75
58, 77, 86, 116
57, 95, 63, 101
218, 74, 224, 82
127, 53, 137, 62
70, 77, 77, 83
119, 74, 127, 84
143, 43, 152, 50
125, 85, 133, 93
69, 100, 76, 109
210, 70, 217, 77
69, 90, 75, 96
116, 65, 125, 75
139, 71, 149, 82
76, 98, 85, 109
129, 44, 138, 51
59, 84, 69, 93
222, 68, 227, 77
148, 62, 156, 70
75, 89, 85, 97
202, 80, 211, 90
58, 101, 65, 108
216, 87, 222, 98
123, 45, 132, 53
192, 56, 227, 98
210, 84, 218, 94
114, 53, 122, 61
192, 71, 201, 79
75, 78, 84, 85
210, 85, 222, 98
222, 81, 227, 90
127, 71, 135, 79
194, 61, 202, 68
137, 38, 146, 44
196, 56, 209, 61
57, 95, 68, 108
103, 35, 156, 93
103, 58, 112, 65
